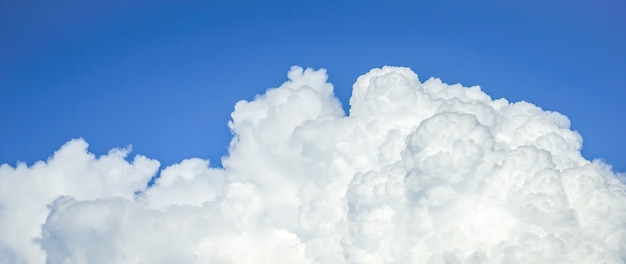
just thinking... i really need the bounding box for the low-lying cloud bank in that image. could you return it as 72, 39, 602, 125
1, 66, 624, 263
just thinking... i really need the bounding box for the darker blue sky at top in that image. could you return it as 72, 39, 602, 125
1, 0, 625, 171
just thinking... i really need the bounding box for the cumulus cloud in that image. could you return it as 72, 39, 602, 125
1, 66, 624, 263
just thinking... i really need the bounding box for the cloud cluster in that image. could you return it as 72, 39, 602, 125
1, 66, 624, 263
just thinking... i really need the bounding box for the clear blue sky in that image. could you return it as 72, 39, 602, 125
1, 0, 624, 172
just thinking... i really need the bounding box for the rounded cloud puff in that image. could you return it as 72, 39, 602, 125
1, 66, 624, 263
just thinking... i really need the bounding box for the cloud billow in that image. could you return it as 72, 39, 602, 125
1, 66, 624, 263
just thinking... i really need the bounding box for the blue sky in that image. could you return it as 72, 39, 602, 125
1, 0, 624, 171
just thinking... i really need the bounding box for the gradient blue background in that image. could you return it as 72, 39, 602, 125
1, 0, 624, 172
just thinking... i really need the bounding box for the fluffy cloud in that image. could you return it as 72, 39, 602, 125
0, 141, 159, 263
1, 66, 624, 263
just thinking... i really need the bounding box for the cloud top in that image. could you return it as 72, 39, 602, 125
1, 66, 624, 263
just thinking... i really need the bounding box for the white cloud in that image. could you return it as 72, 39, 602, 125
0, 139, 159, 263
1, 66, 624, 263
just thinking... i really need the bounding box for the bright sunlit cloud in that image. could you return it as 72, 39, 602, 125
1, 66, 624, 263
